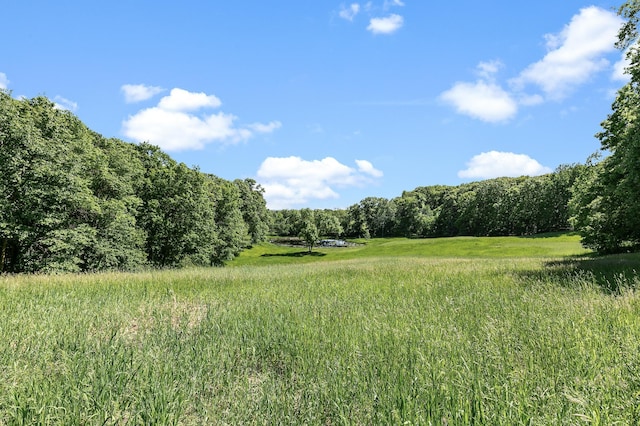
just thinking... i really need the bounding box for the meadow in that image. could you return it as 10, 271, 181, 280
1, 234, 640, 424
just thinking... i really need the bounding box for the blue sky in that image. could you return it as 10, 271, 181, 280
1, 1, 629, 209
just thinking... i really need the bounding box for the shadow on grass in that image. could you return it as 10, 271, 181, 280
518, 252, 640, 294
261, 251, 327, 258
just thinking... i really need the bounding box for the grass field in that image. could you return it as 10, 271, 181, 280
1, 234, 640, 424
232, 233, 590, 266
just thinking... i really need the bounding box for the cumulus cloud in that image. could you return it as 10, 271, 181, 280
356, 159, 384, 177
458, 151, 552, 179
440, 80, 517, 123
440, 60, 518, 122
157, 88, 221, 111
367, 14, 403, 34
121, 84, 164, 103
339, 3, 360, 21
122, 88, 280, 151
257, 156, 383, 209
53, 96, 78, 112
0, 72, 8, 89
512, 6, 622, 99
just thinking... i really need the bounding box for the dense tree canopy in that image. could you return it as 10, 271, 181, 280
269, 168, 582, 241
0, 91, 269, 273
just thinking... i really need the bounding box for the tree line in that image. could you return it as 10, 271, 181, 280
0, 92, 270, 273
269, 165, 583, 241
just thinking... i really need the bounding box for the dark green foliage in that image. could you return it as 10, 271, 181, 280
269, 209, 302, 236
211, 177, 248, 264
135, 147, 218, 267
345, 203, 370, 239
427, 171, 579, 238
394, 194, 437, 237
0, 94, 146, 272
357, 197, 397, 238
234, 178, 270, 244
269, 169, 581, 241
0, 92, 268, 273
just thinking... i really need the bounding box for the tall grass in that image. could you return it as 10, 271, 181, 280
1, 238, 639, 424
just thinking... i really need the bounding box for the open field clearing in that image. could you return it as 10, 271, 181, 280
231, 233, 590, 266
1, 235, 640, 424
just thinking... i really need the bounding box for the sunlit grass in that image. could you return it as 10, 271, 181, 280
231, 233, 589, 266
1, 236, 639, 424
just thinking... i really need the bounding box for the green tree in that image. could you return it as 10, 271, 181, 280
234, 178, 270, 244
137, 145, 191, 266
298, 209, 319, 252
569, 157, 610, 249
0, 93, 145, 272
358, 197, 396, 237
81, 135, 147, 271
432, 189, 459, 237
269, 209, 300, 236
314, 209, 343, 238
211, 177, 247, 264
393, 194, 437, 237
345, 204, 370, 238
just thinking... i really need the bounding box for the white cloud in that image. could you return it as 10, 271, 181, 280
157, 88, 221, 111
458, 151, 552, 179
339, 3, 360, 21
356, 159, 383, 177
121, 84, 164, 103
513, 6, 622, 99
476, 60, 503, 80
124, 108, 238, 150
612, 51, 631, 82
249, 121, 282, 133
0, 73, 8, 89
440, 80, 517, 123
122, 88, 280, 151
367, 14, 403, 34
53, 96, 78, 112
517, 93, 544, 106
257, 156, 382, 209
